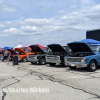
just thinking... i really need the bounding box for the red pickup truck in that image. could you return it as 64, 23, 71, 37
0, 49, 11, 60
7, 49, 19, 60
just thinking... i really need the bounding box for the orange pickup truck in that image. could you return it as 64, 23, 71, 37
15, 48, 35, 62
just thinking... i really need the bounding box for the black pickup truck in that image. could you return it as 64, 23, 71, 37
46, 44, 71, 66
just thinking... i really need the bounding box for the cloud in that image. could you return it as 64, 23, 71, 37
3, 26, 41, 36
0, 24, 5, 28
58, 9, 69, 14
4, 27, 17, 32
24, 18, 55, 26
2, 1, 100, 33
0, 1, 16, 13
20, 26, 38, 33
1, 0, 100, 47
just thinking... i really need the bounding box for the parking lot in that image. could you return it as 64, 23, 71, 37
0, 61, 100, 100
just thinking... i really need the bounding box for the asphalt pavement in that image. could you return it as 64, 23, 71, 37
0, 61, 100, 100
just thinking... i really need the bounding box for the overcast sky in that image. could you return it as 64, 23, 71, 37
0, 0, 100, 47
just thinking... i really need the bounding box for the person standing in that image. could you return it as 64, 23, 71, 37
2, 50, 5, 62
2, 50, 9, 62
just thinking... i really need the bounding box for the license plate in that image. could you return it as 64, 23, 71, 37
71, 64, 75, 66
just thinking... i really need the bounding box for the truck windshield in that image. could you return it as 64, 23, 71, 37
63, 46, 72, 54
42, 47, 52, 53
25, 49, 30, 53
89, 45, 99, 52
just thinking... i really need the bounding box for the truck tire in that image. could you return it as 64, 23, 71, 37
49, 63, 56, 66
22, 57, 27, 62
39, 57, 46, 65
31, 61, 37, 64
88, 60, 97, 72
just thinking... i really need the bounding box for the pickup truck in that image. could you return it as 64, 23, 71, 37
7, 49, 19, 60
64, 42, 100, 72
27, 45, 52, 65
0, 49, 16, 60
46, 44, 72, 66
15, 48, 35, 62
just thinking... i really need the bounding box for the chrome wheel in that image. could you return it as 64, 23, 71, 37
88, 60, 97, 72
22, 57, 27, 62
39, 58, 46, 65
91, 62, 96, 70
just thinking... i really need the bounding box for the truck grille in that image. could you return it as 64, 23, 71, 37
28, 55, 37, 61
29, 56, 36, 59
67, 58, 81, 62
46, 56, 60, 60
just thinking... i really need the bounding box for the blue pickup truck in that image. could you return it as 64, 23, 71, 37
64, 42, 100, 72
